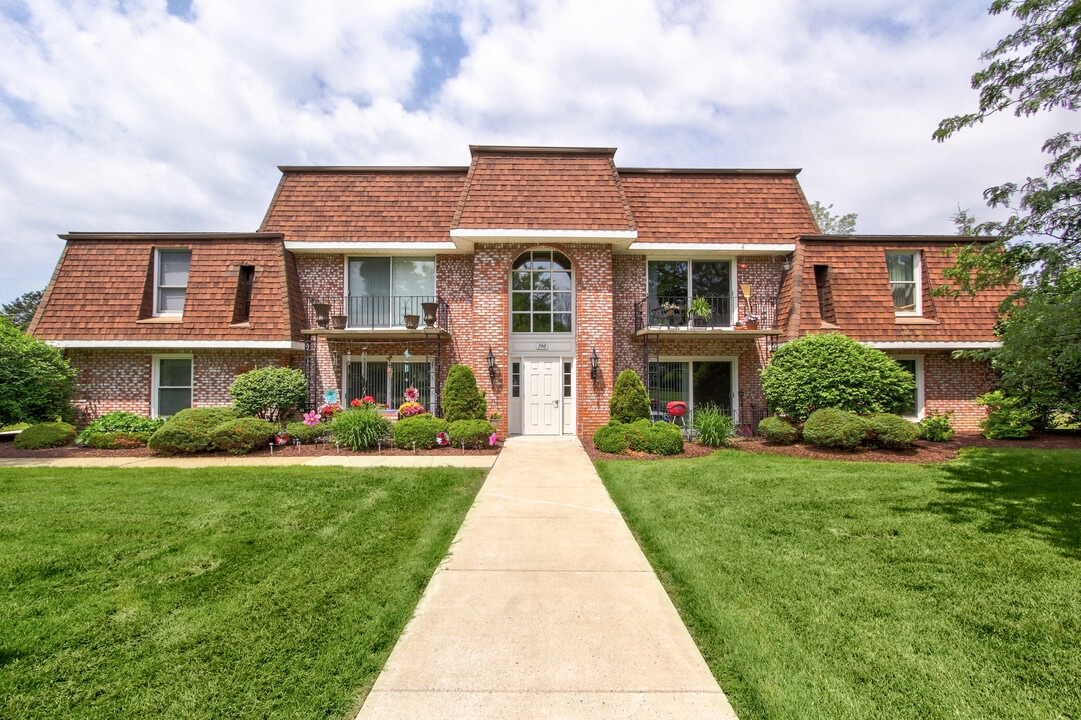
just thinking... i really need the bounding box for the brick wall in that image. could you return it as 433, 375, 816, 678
912, 351, 998, 431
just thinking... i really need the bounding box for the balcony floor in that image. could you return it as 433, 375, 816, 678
635, 326, 780, 337
303, 327, 451, 338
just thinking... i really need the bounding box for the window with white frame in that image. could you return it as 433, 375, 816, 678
511, 250, 573, 333
647, 259, 733, 324
894, 356, 923, 419
347, 257, 435, 328
153, 355, 192, 418
155, 249, 192, 316
886, 252, 921, 315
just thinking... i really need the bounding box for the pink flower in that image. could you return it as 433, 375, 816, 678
489, 432, 497, 446
404, 385, 420, 402
303, 411, 321, 427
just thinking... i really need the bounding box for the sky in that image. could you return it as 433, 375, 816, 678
0, 0, 1072, 299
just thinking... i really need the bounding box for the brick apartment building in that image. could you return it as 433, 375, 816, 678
29, 145, 1006, 434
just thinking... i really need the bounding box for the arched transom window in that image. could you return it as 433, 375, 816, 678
511, 250, 573, 333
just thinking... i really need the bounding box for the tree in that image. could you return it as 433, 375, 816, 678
0, 316, 76, 425
608, 369, 651, 424
810, 201, 857, 235
2, 290, 43, 331
759, 333, 915, 422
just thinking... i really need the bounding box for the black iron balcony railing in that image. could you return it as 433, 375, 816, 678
305, 295, 450, 332
633, 293, 779, 332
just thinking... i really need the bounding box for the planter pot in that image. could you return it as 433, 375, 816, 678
313, 303, 331, 328
330, 315, 348, 330
421, 302, 438, 328
404, 314, 420, 330
745, 320, 759, 330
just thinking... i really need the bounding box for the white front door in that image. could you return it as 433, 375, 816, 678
524, 358, 562, 435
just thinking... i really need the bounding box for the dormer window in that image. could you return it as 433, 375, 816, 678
155, 249, 191, 316
886, 252, 921, 315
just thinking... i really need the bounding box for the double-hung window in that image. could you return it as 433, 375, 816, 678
155, 249, 191, 316
347, 257, 435, 328
153, 355, 192, 418
886, 252, 921, 315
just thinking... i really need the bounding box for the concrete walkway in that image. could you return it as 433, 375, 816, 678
356, 436, 738, 719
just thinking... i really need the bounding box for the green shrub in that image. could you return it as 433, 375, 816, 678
758, 416, 800, 445
448, 419, 495, 449
77, 411, 163, 444
393, 415, 449, 449
442, 364, 487, 424
330, 407, 391, 451
693, 403, 735, 447
0, 317, 77, 426
13, 421, 77, 449
209, 417, 279, 455
228, 365, 307, 421
759, 333, 916, 422
608, 369, 651, 424
82, 431, 152, 449
592, 423, 630, 454
284, 421, 326, 444
148, 407, 238, 455
864, 413, 920, 449
802, 408, 868, 450
639, 420, 684, 455
918, 411, 955, 442
977, 390, 1035, 439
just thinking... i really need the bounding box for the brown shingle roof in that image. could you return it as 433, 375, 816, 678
452, 146, 636, 231
31, 234, 299, 343
620, 170, 817, 244
788, 236, 1007, 343
260, 168, 467, 241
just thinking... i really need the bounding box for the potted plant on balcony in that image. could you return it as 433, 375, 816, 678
313, 302, 331, 328
421, 302, 438, 328
744, 313, 761, 330
689, 296, 713, 327
659, 300, 683, 327
331, 314, 348, 330
404, 313, 420, 330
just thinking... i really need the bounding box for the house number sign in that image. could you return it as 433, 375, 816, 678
535, 343, 548, 350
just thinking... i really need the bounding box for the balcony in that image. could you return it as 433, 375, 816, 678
633, 293, 780, 336
302, 296, 451, 336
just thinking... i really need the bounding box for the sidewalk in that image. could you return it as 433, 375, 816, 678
356, 435, 738, 719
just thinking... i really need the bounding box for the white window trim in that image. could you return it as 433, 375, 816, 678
887, 251, 922, 316
508, 248, 576, 335
151, 353, 193, 419
343, 255, 437, 328
153, 248, 191, 317
651, 355, 740, 422
893, 354, 925, 420
644, 258, 737, 326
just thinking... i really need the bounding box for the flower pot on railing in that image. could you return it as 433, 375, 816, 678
745, 318, 759, 330
313, 303, 331, 328
331, 315, 348, 330
421, 302, 438, 328
404, 314, 420, 330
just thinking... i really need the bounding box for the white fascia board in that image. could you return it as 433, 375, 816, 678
284, 242, 459, 253
862, 341, 1001, 350
627, 242, 796, 253
48, 340, 306, 350
450, 229, 638, 239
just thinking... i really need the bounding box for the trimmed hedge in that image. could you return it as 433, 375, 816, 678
864, 413, 920, 449
209, 417, 279, 455
592, 419, 683, 455
448, 419, 495, 449
81, 431, 152, 449
148, 407, 238, 455
593, 423, 630, 454
13, 421, 77, 449
392, 415, 448, 449
442, 365, 487, 424
758, 416, 800, 445
284, 421, 326, 444
228, 365, 307, 421
609, 369, 651, 424
802, 408, 868, 450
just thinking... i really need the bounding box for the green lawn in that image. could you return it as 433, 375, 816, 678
598, 448, 1081, 720
0, 465, 485, 719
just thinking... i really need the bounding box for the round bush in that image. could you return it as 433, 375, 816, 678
228, 365, 307, 421
148, 407, 238, 455
331, 407, 391, 451
760, 334, 916, 422
758, 416, 800, 445
802, 408, 868, 450
592, 423, 630, 454
284, 421, 326, 444
442, 364, 487, 424
448, 419, 495, 449
77, 411, 163, 445
82, 431, 152, 449
393, 415, 449, 449
13, 421, 77, 449
864, 413, 920, 449
693, 404, 735, 448
918, 411, 955, 442
609, 369, 650, 424
209, 417, 278, 454
640, 421, 684, 455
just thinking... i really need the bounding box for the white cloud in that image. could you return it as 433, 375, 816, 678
0, 0, 1070, 299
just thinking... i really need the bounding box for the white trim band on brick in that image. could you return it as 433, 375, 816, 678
47, 340, 306, 350
284, 242, 458, 253
627, 242, 796, 253
450, 229, 638, 239
862, 341, 1002, 350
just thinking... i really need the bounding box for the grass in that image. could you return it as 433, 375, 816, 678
597, 448, 1081, 719
0, 465, 485, 719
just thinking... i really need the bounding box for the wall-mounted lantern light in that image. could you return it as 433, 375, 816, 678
487, 347, 497, 382
590, 347, 599, 381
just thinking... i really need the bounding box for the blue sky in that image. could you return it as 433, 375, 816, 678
0, 0, 1071, 299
